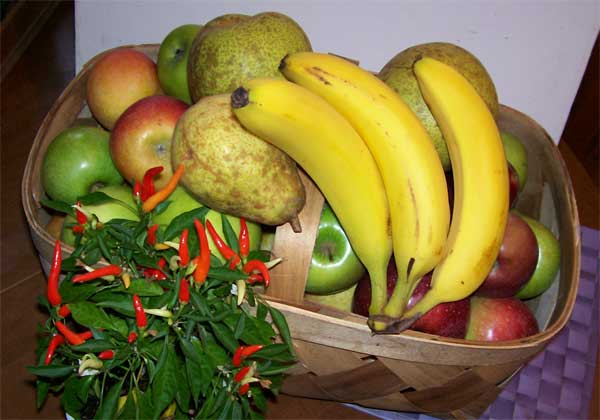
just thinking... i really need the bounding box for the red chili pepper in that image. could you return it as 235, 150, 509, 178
127, 331, 137, 344
141, 166, 164, 202
55, 321, 85, 346
47, 240, 62, 307
72, 265, 122, 283
78, 330, 94, 341
242, 260, 271, 287
133, 181, 142, 200
133, 294, 147, 329
193, 219, 210, 284
179, 278, 190, 303
238, 383, 250, 395
142, 164, 184, 213
179, 228, 190, 266
98, 350, 115, 360
246, 273, 264, 285
234, 366, 251, 383
44, 334, 65, 365
205, 219, 241, 269
147, 224, 160, 245
72, 225, 85, 234
232, 344, 264, 367
239, 218, 250, 259
58, 304, 71, 318
75, 201, 88, 225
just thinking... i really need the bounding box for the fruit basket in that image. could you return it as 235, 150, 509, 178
22, 44, 580, 419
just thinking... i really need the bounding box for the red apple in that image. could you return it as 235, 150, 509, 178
110, 95, 188, 189
475, 212, 538, 298
508, 163, 520, 207
87, 48, 162, 130
466, 296, 539, 341
353, 259, 469, 338
407, 274, 470, 339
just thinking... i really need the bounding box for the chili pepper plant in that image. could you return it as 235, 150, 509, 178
28, 166, 296, 420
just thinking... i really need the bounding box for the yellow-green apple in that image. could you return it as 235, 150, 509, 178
502, 132, 528, 191
352, 260, 469, 338
305, 203, 366, 295
42, 126, 123, 204
157, 24, 202, 104
151, 186, 262, 261
61, 184, 139, 246
516, 215, 561, 299
475, 212, 538, 298
466, 296, 539, 341
86, 48, 162, 130
305, 284, 358, 312
110, 95, 188, 189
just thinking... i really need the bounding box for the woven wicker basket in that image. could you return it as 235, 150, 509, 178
21, 45, 581, 419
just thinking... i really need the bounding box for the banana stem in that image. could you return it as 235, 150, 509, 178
367, 268, 388, 316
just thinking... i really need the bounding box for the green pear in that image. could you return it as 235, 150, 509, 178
187, 11, 312, 101
378, 42, 499, 170
171, 94, 306, 226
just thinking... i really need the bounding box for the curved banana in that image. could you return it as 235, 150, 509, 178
230, 78, 392, 315
280, 52, 450, 329
396, 57, 509, 329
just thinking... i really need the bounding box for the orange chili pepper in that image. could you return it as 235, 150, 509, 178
142, 164, 184, 213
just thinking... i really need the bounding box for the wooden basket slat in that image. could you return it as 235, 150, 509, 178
21, 44, 581, 419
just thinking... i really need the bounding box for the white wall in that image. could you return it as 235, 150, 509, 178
75, 0, 599, 143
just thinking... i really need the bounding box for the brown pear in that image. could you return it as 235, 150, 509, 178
171, 94, 306, 226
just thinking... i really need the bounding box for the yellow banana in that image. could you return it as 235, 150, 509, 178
280, 52, 450, 330
396, 57, 509, 328
230, 78, 392, 315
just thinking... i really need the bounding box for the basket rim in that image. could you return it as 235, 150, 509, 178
21, 43, 581, 356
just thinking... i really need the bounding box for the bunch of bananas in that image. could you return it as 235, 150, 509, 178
230, 53, 509, 334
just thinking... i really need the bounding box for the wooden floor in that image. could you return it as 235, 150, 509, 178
0, 2, 597, 419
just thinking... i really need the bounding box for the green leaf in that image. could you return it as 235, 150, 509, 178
127, 279, 165, 296
252, 386, 268, 412
234, 313, 246, 340
27, 364, 74, 378
40, 198, 74, 215
81, 246, 102, 266
256, 302, 268, 321
69, 301, 115, 332
204, 340, 229, 367
62, 375, 87, 415
153, 199, 172, 215
71, 339, 113, 353
151, 343, 178, 419
59, 280, 97, 303
207, 267, 246, 282
209, 322, 239, 353
36, 379, 50, 409
174, 356, 190, 413
95, 377, 124, 420
163, 207, 210, 241
96, 298, 135, 317
179, 337, 203, 366
221, 214, 239, 255
230, 400, 242, 420
78, 191, 114, 205
269, 306, 294, 356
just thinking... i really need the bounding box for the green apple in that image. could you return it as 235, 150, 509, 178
305, 284, 358, 312
61, 184, 139, 246
42, 126, 123, 204
501, 132, 528, 191
516, 215, 561, 299
305, 203, 366, 295
157, 24, 202, 104
151, 186, 262, 261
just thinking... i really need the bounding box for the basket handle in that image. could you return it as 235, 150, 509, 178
266, 171, 324, 304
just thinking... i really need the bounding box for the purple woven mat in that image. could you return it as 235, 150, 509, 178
349, 226, 599, 420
